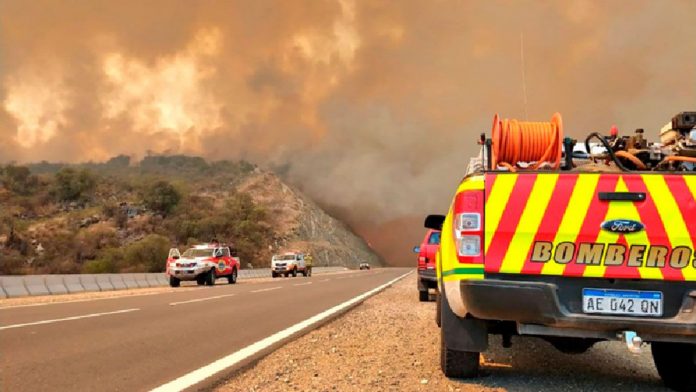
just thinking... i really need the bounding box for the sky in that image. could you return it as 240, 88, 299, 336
1, 0, 695, 265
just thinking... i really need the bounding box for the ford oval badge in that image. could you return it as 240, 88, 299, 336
601, 219, 644, 233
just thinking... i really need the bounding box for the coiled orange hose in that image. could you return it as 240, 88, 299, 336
491, 113, 564, 170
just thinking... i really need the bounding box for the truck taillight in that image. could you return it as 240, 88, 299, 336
453, 190, 483, 264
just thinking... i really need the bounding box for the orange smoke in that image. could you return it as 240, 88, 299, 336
1, 0, 695, 264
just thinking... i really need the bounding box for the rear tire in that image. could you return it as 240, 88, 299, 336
440, 326, 480, 378
169, 276, 180, 288
205, 269, 216, 286
227, 268, 237, 284
652, 342, 696, 391
419, 290, 429, 302
292, 268, 297, 277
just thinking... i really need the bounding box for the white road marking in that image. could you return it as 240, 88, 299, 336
0, 289, 201, 310
0, 308, 140, 331
319, 279, 331, 282
150, 271, 412, 392
250, 286, 281, 293
169, 294, 235, 306
293, 282, 312, 286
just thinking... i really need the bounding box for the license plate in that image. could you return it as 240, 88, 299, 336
582, 288, 663, 317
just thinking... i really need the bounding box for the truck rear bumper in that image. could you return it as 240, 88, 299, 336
417, 269, 437, 291
459, 279, 696, 343
418, 269, 437, 281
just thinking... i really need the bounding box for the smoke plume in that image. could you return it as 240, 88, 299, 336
1, 0, 695, 265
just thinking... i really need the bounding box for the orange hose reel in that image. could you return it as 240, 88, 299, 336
490, 113, 564, 170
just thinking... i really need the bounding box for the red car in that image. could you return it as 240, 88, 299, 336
414, 229, 440, 302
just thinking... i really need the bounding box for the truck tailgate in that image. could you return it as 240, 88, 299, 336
484, 173, 696, 282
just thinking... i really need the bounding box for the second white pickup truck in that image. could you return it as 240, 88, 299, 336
271, 252, 310, 277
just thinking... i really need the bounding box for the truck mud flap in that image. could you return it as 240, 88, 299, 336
441, 287, 488, 352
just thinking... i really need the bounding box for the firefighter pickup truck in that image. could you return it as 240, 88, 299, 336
166, 243, 240, 287
428, 112, 696, 391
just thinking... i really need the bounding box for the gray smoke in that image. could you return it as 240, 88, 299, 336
1, 0, 695, 265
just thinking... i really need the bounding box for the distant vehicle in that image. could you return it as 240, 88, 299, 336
166, 243, 240, 287
359, 262, 370, 270
271, 252, 309, 277
414, 229, 440, 302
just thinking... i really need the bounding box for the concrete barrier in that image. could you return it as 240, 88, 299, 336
156, 274, 168, 286
95, 275, 115, 291
79, 275, 100, 292
0, 276, 28, 297
23, 275, 50, 296
45, 275, 69, 295
133, 273, 150, 288
145, 273, 161, 287
108, 274, 127, 290
121, 274, 139, 289
64, 275, 84, 293
0, 265, 354, 298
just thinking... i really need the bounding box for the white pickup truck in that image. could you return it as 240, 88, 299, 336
271, 252, 310, 278
166, 243, 240, 287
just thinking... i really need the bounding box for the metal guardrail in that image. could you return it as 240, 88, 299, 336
0, 266, 349, 298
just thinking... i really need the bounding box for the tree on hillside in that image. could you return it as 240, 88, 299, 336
53, 168, 97, 202
143, 180, 181, 216
1, 164, 39, 195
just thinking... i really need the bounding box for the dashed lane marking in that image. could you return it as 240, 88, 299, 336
0, 308, 140, 331
169, 294, 235, 306
250, 287, 281, 293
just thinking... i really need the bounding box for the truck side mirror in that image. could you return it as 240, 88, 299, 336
413, 246, 421, 253
424, 214, 445, 230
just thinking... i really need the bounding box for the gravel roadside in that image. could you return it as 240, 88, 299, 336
217, 273, 669, 392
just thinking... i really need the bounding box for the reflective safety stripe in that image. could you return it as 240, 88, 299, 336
499, 174, 558, 274
477, 173, 696, 282
541, 174, 599, 276
484, 174, 517, 254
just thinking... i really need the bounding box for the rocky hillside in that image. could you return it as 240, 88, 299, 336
0, 155, 381, 274
239, 172, 382, 269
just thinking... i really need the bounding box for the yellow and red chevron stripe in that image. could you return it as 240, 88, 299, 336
483, 173, 696, 282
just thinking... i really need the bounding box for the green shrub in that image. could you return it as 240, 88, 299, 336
82, 258, 117, 273
143, 181, 181, 216
88, 248, 124, 272
123, 234, 170, 272
53, 168, 97, 202
75, 224, 119, 260
1, 165, 39, 195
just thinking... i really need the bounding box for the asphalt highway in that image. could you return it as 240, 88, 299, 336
0, 268, 411, 392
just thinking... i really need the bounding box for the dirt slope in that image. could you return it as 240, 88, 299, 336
239, 171, 383, 268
